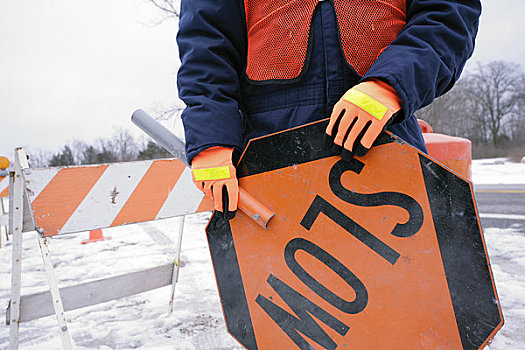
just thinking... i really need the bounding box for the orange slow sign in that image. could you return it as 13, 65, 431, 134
206, 120, 503, 350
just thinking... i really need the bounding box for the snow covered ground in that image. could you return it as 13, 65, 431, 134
0, 159, 524, 349
472, 158, 525, 185
0, 214, 243, 350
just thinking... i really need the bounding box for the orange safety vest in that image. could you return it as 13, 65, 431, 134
244, 0, 406, 81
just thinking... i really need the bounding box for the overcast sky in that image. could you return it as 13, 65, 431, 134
1, 0, 524, 162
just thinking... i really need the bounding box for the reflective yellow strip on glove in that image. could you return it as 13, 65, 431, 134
342, 89, 389, 120
326, 79, 402, 159
192, 166, 232, 181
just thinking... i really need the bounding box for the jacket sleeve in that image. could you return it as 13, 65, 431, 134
363, 0, 481, 122
177, 0, 247, 164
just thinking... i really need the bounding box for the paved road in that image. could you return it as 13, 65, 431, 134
474, 184, 525, 230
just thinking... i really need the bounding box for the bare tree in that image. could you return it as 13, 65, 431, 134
420, 61, 525, 147
464, 61, 523, 146
506, 75, 525, 142
69, 139, 89, 164
95, 138, 119, 163
415, 78, 481, 140
153, 105, 184, 121
146, 0, 179, 26
142, 0, 185, 132
27, 149, 53, 168
112, 128, 139, 162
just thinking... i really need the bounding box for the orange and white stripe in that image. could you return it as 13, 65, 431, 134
1, 176, 9, 227
0, 175, 8, 198
23, 159, 211, 236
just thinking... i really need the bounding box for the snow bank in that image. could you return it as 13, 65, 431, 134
472, 158, 525, 185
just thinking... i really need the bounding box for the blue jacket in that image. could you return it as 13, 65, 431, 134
177, 0, 481, 163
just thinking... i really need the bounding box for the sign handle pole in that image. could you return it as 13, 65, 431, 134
9, 148, 29, 350
168, 215, 185, 315
38, 235, 73, 350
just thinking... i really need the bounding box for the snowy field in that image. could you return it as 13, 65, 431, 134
0, 159, 524, 349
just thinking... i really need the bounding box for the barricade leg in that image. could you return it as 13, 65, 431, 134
38, 235, 73, 350
168, 215, 185, 315
9, 148, 28, 350
9, 201, 22, 350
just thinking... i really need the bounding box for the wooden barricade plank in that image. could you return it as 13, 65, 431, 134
22, 158, 209, 236
0, 175, 8, 227
7, 263, 173, 323
0, 175, 8, 198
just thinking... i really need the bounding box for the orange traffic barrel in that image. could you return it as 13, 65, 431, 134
418, 119, 472, 181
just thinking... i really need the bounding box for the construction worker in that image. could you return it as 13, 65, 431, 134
177, 0, 481, 218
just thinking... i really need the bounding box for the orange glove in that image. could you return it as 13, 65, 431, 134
326, 80, 402, 160
191, 146, 238, 219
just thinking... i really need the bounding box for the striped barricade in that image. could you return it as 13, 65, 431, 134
0, 175, 9, 241
22, 158, 211, 236
0, 175, 8, 198
7, 149, 211, 350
